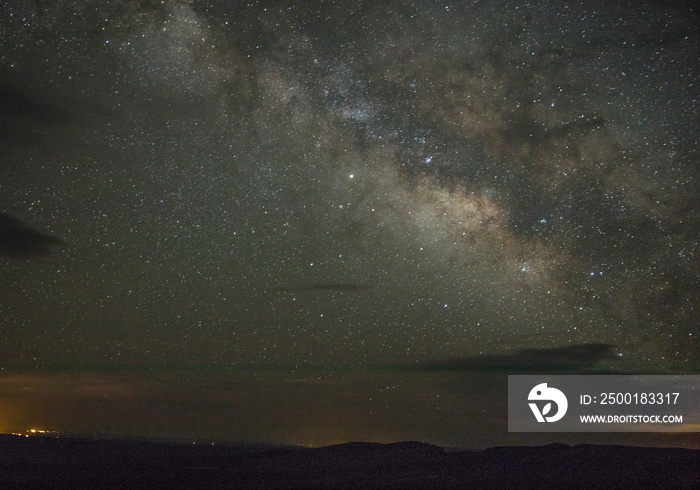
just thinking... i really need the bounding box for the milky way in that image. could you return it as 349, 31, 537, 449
0, 1, 698, 446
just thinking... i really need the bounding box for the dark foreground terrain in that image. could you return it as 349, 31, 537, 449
0, 435, 698, 489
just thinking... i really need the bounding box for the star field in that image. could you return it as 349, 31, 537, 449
0, 2, 698, 446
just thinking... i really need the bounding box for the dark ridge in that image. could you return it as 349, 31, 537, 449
0, 435, 697, 489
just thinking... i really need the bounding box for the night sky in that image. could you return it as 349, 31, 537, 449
1, 1, 698, 448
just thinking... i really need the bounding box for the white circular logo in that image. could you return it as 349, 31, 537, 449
528, 383, 568, 422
